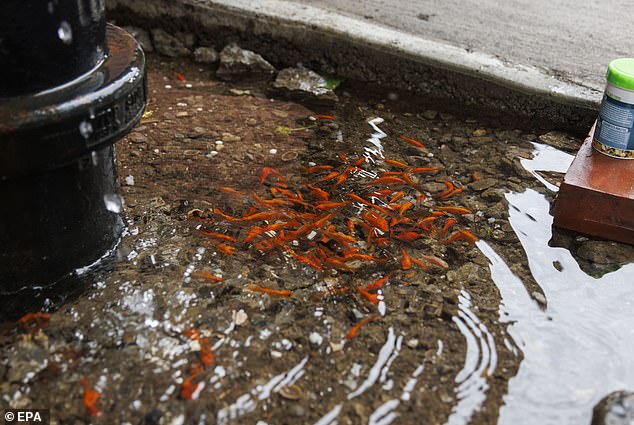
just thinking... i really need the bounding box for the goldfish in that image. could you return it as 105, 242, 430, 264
199, 231, 237, 243
408, 167, 443, 173
400, 135, 426, 149
304, 184, 330, 201
445, 229, 478, 245
366, 176, 406, 185
247, 284, 294, 297
191, 271, 224, 282
346, 314, 380, 340
355, 286, 379, 304
394, 231, 420, 242
410, 257, 430, 270
365, 272, 393, 291
17, 312, 50, 327
315, 201, 348, 211
303, 165, 334, 173
440, 218, 457, 236
80, 378, 100, 416
384, 159, 410, 168
260, 167, 286, 185
400, 248, 412, 270
421, 254, 449, 269
311, 114, 337, 121
216, 243, 236, 255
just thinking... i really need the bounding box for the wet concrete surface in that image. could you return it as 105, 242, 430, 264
1, 55, 633, 425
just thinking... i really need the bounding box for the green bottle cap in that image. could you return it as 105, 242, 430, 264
607, 58, 634, 91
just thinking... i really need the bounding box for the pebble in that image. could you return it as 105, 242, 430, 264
128, 133, 148, 144
233, 309, 248, 326
151, 29, 190, 57
531, 291, 547, 306
288, 404, 306, 417
421, 110, 438, 120
271, 110, 289, 118
468, 177, 498, 191
592, 391, 634, 425
246, 118, 258, 126
216, 43, 276, 80
472, 128, 487, 136
222, 133, 241, 143
470, 136, 494, 143
309, 332, 323, 346
538, 131, 580, 152
330, 341, 344, 352
193, 46, 219, 64
176, 111, 189, 117
577, 241, 634, 265
406, 338, 419, 349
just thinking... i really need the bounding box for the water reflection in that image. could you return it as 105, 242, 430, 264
446, 290, 497, 425
479, 188, 634, 425
519, 142, 573, 192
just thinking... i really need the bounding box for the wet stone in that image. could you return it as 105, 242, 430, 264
592, 391, 634, 425
469, 177, 498, 191
287, 404, 306, 417
144, 408, 163, 425
175, 32, 196, 49
221, 133, 241, 143
273, 67, 339, 105
151, 29, 190, 57
193, 46, 219, 64
538, 131, 580, 153
481, 188, 505, 201
128, 133, 148, 144
531, 291, 547, 306
470, 136, 494, 143
216, 43, 276, 80
577, 241, 634, 265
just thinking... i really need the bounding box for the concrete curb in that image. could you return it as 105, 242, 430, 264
108, 0, 601, 130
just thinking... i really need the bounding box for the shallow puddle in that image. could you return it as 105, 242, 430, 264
1, 58, 632, 425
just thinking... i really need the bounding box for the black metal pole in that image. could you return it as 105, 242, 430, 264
0, 1, 147, 293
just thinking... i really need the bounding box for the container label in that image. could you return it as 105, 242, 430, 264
595, 92, 634, 154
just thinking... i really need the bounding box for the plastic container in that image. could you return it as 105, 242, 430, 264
593, 58, 634, 158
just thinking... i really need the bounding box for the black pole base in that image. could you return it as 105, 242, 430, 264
0, 146, 122, 293
0, 25, 146, 293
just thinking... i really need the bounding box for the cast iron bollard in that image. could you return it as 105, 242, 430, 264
0, 1, 146, 292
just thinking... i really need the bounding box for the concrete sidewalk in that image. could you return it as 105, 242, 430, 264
292, 0, 630, 93
108, 0, 627, 129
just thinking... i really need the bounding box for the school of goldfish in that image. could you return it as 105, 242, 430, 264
187, 130, 478, 345
173, 127, 480, 399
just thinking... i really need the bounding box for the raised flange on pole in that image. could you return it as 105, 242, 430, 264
0, 1, 147, 292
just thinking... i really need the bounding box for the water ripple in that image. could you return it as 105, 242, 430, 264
479, 188, 634, 425
445, 290, 497, 425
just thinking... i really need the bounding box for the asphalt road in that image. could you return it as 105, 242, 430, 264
290, 0, 632, 90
